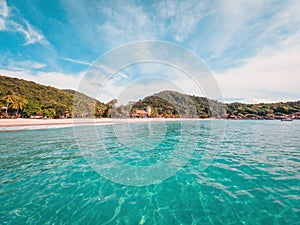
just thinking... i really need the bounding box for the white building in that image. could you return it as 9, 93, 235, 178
146, 106, 151, 116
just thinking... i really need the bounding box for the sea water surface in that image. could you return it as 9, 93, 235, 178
0, 120, 299, 224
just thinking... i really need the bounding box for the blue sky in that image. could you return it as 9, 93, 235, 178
0, 0, 300, 103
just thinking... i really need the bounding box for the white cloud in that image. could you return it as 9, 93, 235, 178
114, 78, 185, 105
0, 69, 83, 91
18, 20, 45, 46
264, 0, 300, 35
0, 0, 8, 17
153, 0, 207, 42
60, 57, 92, 66
63, 0, 209, 49
1, 0, 300, 104
215, 31, 300, 102
5, 59, 46, 71
99, 2, 156, 47
91, 60, 210, 104
250, 98, 280, 104
0, 18, 5, 30
0, 0, 8, 30
31, 62, 47, 69
207, 0, 270, 59
78, 41, 224, 103
98, 76, 186, 105
0, 0, 48, 45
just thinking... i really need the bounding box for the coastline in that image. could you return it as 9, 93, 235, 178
0, 118, 211, 128
1, 117, 297, 131
0, 118, 112, 128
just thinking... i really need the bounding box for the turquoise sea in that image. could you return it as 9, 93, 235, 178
0, 120, 299, 224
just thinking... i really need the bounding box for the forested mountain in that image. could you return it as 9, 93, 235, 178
1, 75, 299, 119
226, 101, 300, 119
0, 75, 107, 118
127, 90, 225, 118
114, 91, 300, 119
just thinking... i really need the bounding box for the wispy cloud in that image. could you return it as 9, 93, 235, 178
62, 0, 209, 49
18, 20, 46, 46
98, 0, 209, 45
0, 51, 47, 71
0, 0, 8, 18
60, 57, 92, 66
98, 1, 157, 47
7, 60, 46, 71
0, 0, 8, 30
263, 0, 300, 35
0, 18, 5, 30
0, 0, 48, 45
215, 30, 300, 102
206, 0, 269, 59
0, 68, 83, 91
152, 0, 207, 42
1, 0, 300, 103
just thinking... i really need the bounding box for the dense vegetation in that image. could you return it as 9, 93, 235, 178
114, 91, 300, 119
1, 75, 299, 119
117, 90, 225, 118
0, 75, 107, 118
226, 101, 300, 119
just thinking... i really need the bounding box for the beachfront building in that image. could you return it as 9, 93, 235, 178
132, 106, 151, 118
146, 106, 151, 115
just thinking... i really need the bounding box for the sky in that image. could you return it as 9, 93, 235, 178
0, 0, 300, 104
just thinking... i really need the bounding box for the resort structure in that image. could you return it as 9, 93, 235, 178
131, 106, 151, 118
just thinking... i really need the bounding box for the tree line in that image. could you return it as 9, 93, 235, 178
0, 75, 108, 118
113, 91, 300, 119
1, 75, 299, 119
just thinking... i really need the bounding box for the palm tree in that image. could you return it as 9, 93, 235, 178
2, 94, 15, 116
97, 106, 105, 118
9, 96, 28, 117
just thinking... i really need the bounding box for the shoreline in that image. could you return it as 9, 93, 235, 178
0, 117, 297, 129
0, 118, 212, 128
0, 118, 112, 128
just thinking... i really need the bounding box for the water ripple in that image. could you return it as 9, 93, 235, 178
0, 121, 300, 224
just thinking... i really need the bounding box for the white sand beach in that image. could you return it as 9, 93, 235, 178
0, 118, 110, 127
0, 118, 206, 128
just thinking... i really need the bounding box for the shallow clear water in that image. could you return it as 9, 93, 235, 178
0, 120, 300, 224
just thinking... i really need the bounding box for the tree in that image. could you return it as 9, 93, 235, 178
150, 107, 158, 117
104, 99, 117, 118
2, 94, 14, 116
0, 76, 107, 118
54, 103, 67, 117
10, 96, 28, 117
43, 108, 56, 118
96, 106, 105, 118
23, 101, 42, 117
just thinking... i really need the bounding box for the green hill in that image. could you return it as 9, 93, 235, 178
226, 101, 300, 119
1, 75, 299, 120
0, 75, 107, 118
130, 90, 225, 118
112, 90, 225, 118
113, 90, 300, 119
